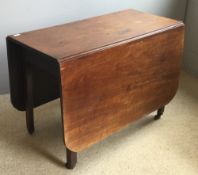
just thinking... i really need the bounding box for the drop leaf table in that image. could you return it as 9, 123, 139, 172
6, 9, 184, 169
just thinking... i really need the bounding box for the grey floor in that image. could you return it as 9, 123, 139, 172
0, 71, 198, 175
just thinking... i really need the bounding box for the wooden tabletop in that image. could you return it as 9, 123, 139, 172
8, 9, 183, 63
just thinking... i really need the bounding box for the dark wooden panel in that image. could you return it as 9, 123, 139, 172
6, 39, 60, 111
6, 38, 26, 110
60, 26, 184, 152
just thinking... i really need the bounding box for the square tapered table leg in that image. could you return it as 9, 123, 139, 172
25, 63, 34, 134
66, 148, 77, 169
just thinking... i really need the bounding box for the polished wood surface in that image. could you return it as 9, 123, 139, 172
9, 9, 182, 62
60, 26, 184, 152
6, 9, 184, 165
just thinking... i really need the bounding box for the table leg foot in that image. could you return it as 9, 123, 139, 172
66, 148, 77, 169
154, 106, 165, 120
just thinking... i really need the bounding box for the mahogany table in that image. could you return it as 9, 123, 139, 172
6, 9, 184, 169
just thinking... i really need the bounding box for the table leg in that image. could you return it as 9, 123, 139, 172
154, 106, 165, 120
25, 63, 35, 134
66, 148, 77, 169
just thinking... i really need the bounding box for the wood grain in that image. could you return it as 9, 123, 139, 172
9, 9, 182, 62
60, 26, 184, 152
